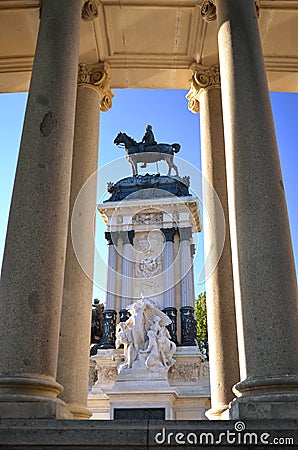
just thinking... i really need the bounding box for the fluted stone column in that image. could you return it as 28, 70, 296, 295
57, 62, 113, 419
99, 232, 119, 349
0, 0, 81, 419
105, 232, 119, 311
216, 0, 298, 419
120, 230, 135, 313
161, 228, 178, 343
187, 64, 240, 419
180, 227, 194, 308
179, 227, 197, 346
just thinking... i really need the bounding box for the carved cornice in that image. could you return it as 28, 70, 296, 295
81, 0, 98, 21
77, 62, 114, 111
186, 64, 220, 114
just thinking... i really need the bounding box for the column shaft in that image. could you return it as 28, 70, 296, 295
199, 82, 240, 419
180, 229, 194, 308
217, 0, 298, 418
57, 84, 100, 419
0, 0, 81, 418
120, 231, 135, 309
162, 228, 176, 308
106, 239, 118, 310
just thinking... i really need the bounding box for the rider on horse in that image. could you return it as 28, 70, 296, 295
140, 125, 157, 168
142, 125, 157, 149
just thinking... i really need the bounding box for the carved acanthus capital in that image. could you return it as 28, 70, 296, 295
78, 62, 114, 112
200, 0, 216, 22
186, 64, 220, 114
199, 0, 259, 22
81, 0, 99, 21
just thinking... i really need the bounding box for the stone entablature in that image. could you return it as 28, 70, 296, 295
98, 196, 201, 234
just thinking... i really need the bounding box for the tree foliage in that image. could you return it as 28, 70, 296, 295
195, 292, 209, 360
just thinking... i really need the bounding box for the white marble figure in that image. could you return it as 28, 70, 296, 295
115, 296, 176, 373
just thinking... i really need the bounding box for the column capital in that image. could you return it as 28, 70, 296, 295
199, 0, 216, 22
186, 64, 220, 114
81, 0, 99, 21
77, 61, 114, 112
105, 231, 119, 246
198, 0, 259, 22
119, 230, 135, 245
161, 227, 176, 243
179, 227, 192, 242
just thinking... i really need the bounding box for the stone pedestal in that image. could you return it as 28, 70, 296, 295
217, 0, 298, 418
0, 0, 81, 418
88, 346, 210, 420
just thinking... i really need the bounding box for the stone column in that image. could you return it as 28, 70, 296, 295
105, 232, 119, 311
0, 0, 81, 419
120, 230, 135, 314
179, 227, 194, 308
161, 228, 178, 343
187, 64, 240, 419
216, 0, 298, 419
56, 62, 113, 419
179, 228, 197, 347
99, 232, 119, 349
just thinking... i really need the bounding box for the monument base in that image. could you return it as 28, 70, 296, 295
88, 346, 210, 420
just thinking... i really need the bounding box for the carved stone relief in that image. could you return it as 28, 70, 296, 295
96, 366, 118, 384
132, 211, 163, 225
168, 362, 200, 383
134, 232, 164, 291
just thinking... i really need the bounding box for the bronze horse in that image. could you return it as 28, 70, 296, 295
114, 132, 180, 176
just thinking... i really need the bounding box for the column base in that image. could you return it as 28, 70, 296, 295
228, 375, 298, 419
66, 403, 92, 420
0, 375, 73, 419
205, 404, 229, 420
228, 395, 298, 420
0, 400, 73, 419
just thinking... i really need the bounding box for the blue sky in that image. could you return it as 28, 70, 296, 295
0, 89, 297, 301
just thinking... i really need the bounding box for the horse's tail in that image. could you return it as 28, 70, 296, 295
172, 143, 181, 153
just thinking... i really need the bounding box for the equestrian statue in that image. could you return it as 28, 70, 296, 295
114, 125, 181, 176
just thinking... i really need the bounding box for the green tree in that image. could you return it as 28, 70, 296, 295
195, 292, 209, 360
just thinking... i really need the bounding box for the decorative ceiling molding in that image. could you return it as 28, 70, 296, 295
0, 55, 34, 73
260, 0, 298, 10
0, 0, 298, 92
0, 1, 40, 10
